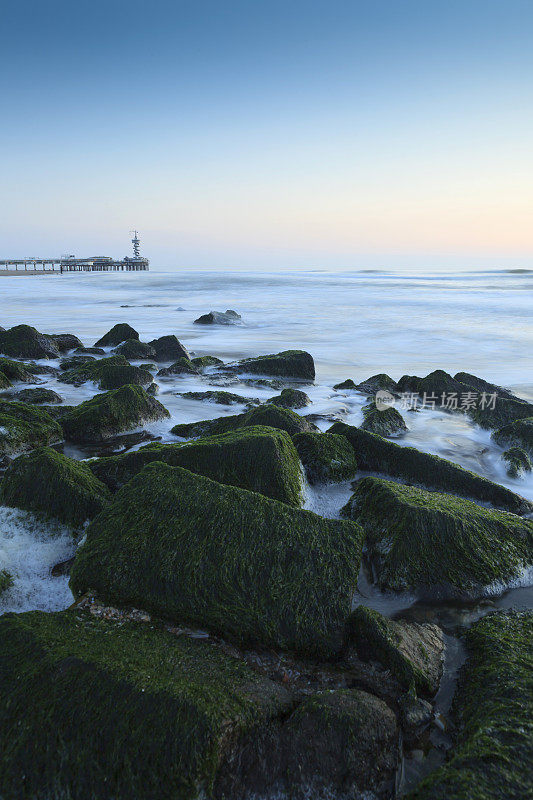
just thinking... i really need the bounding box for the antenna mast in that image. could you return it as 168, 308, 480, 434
131, 230, 140, 259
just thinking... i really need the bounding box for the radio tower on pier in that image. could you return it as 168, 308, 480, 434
131, 230, 141, 259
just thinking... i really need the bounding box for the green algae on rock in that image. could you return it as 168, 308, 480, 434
292, 431, 357, 484
228, 350, 315, 380
70, 462, 363, 656
114, 339, 157, 360
0, 569, 13, 595
98, 364, 154, 390
58, 354, 130, 386
360, 402, 408, 437
493, 417, 533, 457
9, 388, 63, 405
0, 325, 60, 359
179, 390, 259, 406
172, 403, 317, 439
88, 426, 303, 506
148, 334, 190, 362
329, 422, 532, 515
0, 610, 293, 800
94, 323, 139, 347
333, 378, 357, 390
356, 373, 398, 395
407, 610, 532, 800
266, 387, 311, 409
190, 355, 224, 369
342, 476, 533, 599
502, 447, 532, 479
60, 385, 169, 443
0, 447, 111, 527
0, 401, 62, 456
156, 358, 201, 376
0, 358, 35, 383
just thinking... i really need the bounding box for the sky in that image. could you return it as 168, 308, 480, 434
1, 0, 532, 269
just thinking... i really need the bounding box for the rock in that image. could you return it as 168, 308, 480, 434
360, 402, 408, 437
70, 462, 363, 657
190, 355, 224, 368
241, 377, 287, 390
24, 363, 60, 376
398, 694, 434, 744
267, 388, 311, 409
0, 325, 60, 359
0, 358, 35, 383
60, 385, 170, 443
293, 432, 358, 484
454, 371, 523, 402
0, 610, 293, 800
493, 417, 533, 456
356, 373, 398, 395
0, 447, 111, 527
0, 569, 13, 595
146, 382, 159, 395
468, 395, 533, 430
9, 388, 62, 405
408, 611, 532, 800
50, 557, 75, 576
94, 323, 139, 347
59, 355, 96, 370
502, 447, 532, 478
76, 347, 105, 356
396, 369, 466, 397
48, 333, 83, 352
227, 350, 315, 381
88, 426, 303, 505
171, 404, 318, 439
194, 309, 242, 325
58, 355, 129, 386
346, 606, 444, 696
0, 372, 11, 390
342, 476, 533, 600
114, 339, 157, 360
98, 365, 154, 390
179, 390, 259, 406
156, 358, 200, 376
0, 401, 62, 456
329, 422, 532, 515
333, 378, 357, 390
147, 335, 190, 362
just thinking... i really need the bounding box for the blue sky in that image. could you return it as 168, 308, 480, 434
1, 0, 532, 268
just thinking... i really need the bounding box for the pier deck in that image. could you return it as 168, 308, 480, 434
0, 258, 149, 274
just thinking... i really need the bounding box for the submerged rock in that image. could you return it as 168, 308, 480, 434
333, 378, 358, 390
502, 447, 532, 478
329, 422, 532, 515
493, 416, 533, 457
179, 390, 259, 406
194, 309, 242, 325
360, 402, 408, 437
0, 401, 62, 456
114, 339, 157, 360
70, 462, 363, 656
226, 350, 315, 381
94, 323, 139, 347
356, 373, 398, 395
293, 431, 358, 484
0, 447, 111, 527
48, 333, 83, 352
342, 476, 533, 600
0, 325, 60, 359
60, 385, 170, 443
148, 335, 190, 362
9, 388, 62, 405
190, 355, 224, 368
156, 358, 200, 376
267, 387, 311, 409
172, 403, 318, 439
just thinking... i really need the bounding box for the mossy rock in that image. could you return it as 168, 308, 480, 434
98, 364, 154, 390
0, 610, 293, 800
0, 401, 62, 456
75, 346, 105, 355
333, 379, 357, 390
0, 358, 35, 383
493, 417, 533, 457
0, 569, 13, 596
60, 385, 170, 443
267, 388, 311, 409
172, 404, 317, 439
360, 403, 408, 437
396, 369, 466, 397
10, 388, 62, 405
58, 354, 129, 386
0, 325, 60, 359
191, 355, 224, 368
0, 447, 111, 527
229, 350, 315, 381
329, 422, 532, 515
148, 335, 190, 362
346, 606, 444, 696
356, 373, 398, 395
0, 372, 12, 390
407, 610, 532, 800
70, 462, 363, 657
293, 432, 357, 484
59, 355, 96, 370
48, 333, 83, 352
343, 476, 533, 599
157, 358, 201, 376
94, 323, 139, 347
180, 390, 259, 406
468, 395, 533, 430
114, 339, 156, 360
24, 362, 59, 376
502, 447, 532, 478
88, 426, 303, 506
454, 371, 523, 402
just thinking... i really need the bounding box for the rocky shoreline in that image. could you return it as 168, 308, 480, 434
0, 321, 531, 799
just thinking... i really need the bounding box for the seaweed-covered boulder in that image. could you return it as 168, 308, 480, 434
468, 395, 533, 430
191, 355, 224, 368
454, 371, 523, 402
59, 355, 96, 371
48, 333, 83, 352
493, 417, 533, 456
88, 426, 303, 506
180, 390, 259, 407
0, 325, 60, 359
74, 346, 105, 355
0, 372, 11, 390
333, 378, 357, 390
408, 611, 532, 800
98, 364, 154, 390
58, 355, 129, 386
0, 358, 35, 383
114, 339, 156, 360
70, 463, 363, 656
194, 309, 241, 325
293, 432, 357, 484
356, 374, 398, 395
0, 401, 62, 456
0, 610, 293, 800
172, 404, 317, 439
396, 369, 465, 398
228, 350, 315, 381
9, 388, 62, 405
267, 388, 311, 409
502, 447, 532, 478
329, 422, 532, 515
156, 358, 200, 376
360, 402, 408, 437
342, 477, 533, 599
60, 385, 170, 443
346, 606, 444, 696
0, 569, 13, 596
148, 335, 190, 362
94, 323, 139, 347
0, 447, 111, 527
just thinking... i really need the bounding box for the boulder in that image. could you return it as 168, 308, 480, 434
171, 404, 318, 439
267, 388, 311, 409
396, 369, 466, 398
228, 350, 315, 381
58, 355, 129, 386
194, 309, 242, 325
0, 372, 11, 390
94, 323, 139, 347
333, 379, 357, 390
0, 610, 293, 800
342, 476, 533, 599
74, 346, 105, 355
293, 432, 358, 484
190, 355, 224, 368
0, 569, 13, 596
0, 401, 62, 456
408, 611, 532, 800
356, 373, 398, 395
9, 388, 62, 405
493, 417, 533, 456
468, 395, 533, 430
148, 335, 190, 362
360, 402, 408, 437
88, 426, 303, 506
179, 390, 259, 406
60, 385, 170, 443
48, 333, 83, 352
0, 447, 111, 527
70, 462, 363, 657
114, 339, 157, 360
454, 371, 523, 402
502, 447, 532, 478
346, 606, 444, 696
329, 422, 532, 515
98, 364, 154, 390
59, 355, 96, 370
156, 358, 200, 376
0, 325, 60, 359
0, 358, 35, 383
